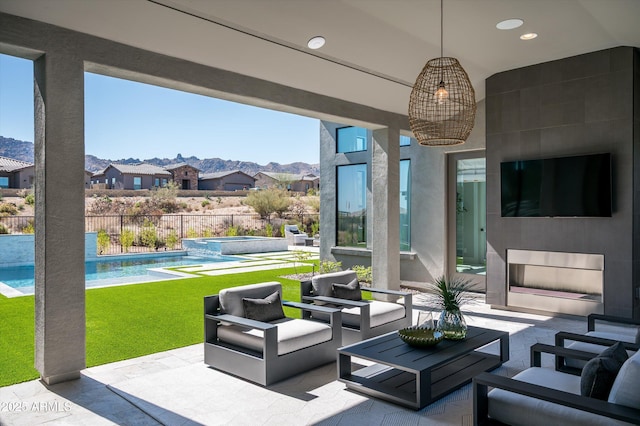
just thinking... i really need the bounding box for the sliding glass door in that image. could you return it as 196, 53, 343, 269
448, 152, 486, 288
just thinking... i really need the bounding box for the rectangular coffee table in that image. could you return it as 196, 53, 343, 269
337, 326, 509, 409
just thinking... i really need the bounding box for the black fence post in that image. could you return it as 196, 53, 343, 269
120, 214, 124, 253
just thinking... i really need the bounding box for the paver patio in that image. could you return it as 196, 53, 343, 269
0, 290, 587, 426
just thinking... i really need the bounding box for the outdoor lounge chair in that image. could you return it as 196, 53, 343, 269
555, 313, 640, 371
473, 342, 640, 426
204, 281, 341, 386
284, 224, 309, 246
300, 270, 412, 345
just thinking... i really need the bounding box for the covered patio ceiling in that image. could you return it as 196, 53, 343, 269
1, 0, 639, 118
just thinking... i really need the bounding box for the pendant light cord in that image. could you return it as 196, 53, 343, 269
440, 0, 443, 59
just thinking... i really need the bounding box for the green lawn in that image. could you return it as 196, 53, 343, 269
0, 264, 313, 387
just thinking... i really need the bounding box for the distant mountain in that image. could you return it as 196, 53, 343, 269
0, 136, 319, 176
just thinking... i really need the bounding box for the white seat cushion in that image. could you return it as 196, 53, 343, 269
488, 367, 634, 426
591, 322, 640, 344
608, 349, 640, 408
564, 331, 636, 369
342, 301, 406, 328
217, 318, 333, 355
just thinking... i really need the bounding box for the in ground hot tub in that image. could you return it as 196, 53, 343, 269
182, 236, 288, 255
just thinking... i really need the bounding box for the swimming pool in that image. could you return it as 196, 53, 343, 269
0, 252, 240, 296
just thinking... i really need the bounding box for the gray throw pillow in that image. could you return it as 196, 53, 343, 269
580, 341, 628, 400
332, 278, 361, 301
242, 291, 285, 322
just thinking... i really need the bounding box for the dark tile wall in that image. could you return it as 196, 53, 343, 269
486, 46, 639, 318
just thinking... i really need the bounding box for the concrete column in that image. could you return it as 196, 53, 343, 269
371, 128, 400, 292
34, 53, 86, 384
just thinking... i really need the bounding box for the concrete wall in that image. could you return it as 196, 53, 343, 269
320, 102, 486, 284
0, 233, 99, 267
485, 46, 639, 318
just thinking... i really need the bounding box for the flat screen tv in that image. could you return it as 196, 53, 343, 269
501, 153, 612, 217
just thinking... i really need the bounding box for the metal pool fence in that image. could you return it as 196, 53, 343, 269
0, 213, 319, 255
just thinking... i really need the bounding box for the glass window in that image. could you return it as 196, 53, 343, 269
337, 126, 367, 153
400, 135, 411, 146
0, 176, 8, 188
133, 176, 142, 190
162, 178, 168, 186
400, 160, 411, 251
337, 164, 367, 247
154, 178, 160, 187
455, 157, 486, 275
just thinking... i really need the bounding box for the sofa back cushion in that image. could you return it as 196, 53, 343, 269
219, 282, 282, 317
608, 349, 640, 408
311, 270, 358, 297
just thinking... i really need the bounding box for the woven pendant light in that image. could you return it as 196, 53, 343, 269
408, 0, 476, 146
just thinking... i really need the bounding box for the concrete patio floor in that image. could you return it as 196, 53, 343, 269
0, 291, 589, 426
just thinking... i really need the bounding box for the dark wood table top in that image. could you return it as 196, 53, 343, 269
338, 326, 508, 372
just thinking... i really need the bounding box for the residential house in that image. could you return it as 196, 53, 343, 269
2, 2, 638, 386
198, 170, 255, 191
0, 156, 91, 188
0, 156, 32, 188
253, 171, 319, 193
92, 163, 172, 190
164, 162, 199, 190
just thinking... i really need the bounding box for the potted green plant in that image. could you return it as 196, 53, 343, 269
426, 275, 475, 340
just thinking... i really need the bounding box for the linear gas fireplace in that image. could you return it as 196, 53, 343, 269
507, 249, 604, 316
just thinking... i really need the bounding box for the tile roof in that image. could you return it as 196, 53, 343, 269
199, 170, 254, 180
0, 156, 33, 172
163, 162, 200, 171
109, 163, 172, 176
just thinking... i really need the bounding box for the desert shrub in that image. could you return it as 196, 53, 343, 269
165, 230, 179, 249
140, 219, 158, 249
280, 224, 285, 237
120, 229, 135, 252
0, 203, 18, 216
319, 260, 342, 274
265, 223, 273, 237
22, 221, 35, 234
305, 195, 320, 212
244, 188, 291, 219
96, 229, 110, 254
0, 223, 9, 234
24, 192, 35, 206
352, 265, 372, 284
186, 228, 198, 238
202, 228, 213, 238
226, 225, 239, 236
288, 195, 307, 222
201, 200, 210, 208
216, 197, 222, 205
310, 221, 320, 236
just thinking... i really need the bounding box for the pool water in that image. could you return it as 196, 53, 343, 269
0, 253, 239, 294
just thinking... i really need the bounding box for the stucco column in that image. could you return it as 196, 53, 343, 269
371, 128, 400, 293
34, 53, 86, 384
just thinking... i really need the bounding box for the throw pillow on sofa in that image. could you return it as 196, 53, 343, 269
332, 279, 362, 301
242, 291, 286, 322
580, 341, 628, 400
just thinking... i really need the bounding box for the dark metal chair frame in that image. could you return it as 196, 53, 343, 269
473, 343, 640, 426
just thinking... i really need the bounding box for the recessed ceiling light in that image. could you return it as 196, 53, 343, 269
496, 19, 524, 30
520, 33, 538, 40
307, 36, 326, 49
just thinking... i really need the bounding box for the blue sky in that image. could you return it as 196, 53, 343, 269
0, 53, 320, 164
